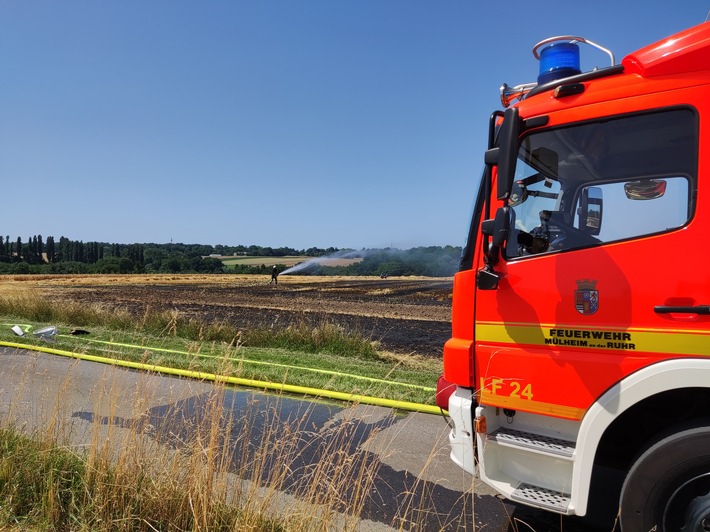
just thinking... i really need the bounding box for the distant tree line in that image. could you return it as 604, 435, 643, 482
0, 235, 342, 275
0, 235, 460, 277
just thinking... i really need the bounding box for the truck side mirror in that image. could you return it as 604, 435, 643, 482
481, 206, 512, 248
496, 107, 521, 200
578, 186, 603, 235
478, 206, 512, 290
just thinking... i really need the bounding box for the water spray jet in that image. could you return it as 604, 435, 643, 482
280, 249, 364, 275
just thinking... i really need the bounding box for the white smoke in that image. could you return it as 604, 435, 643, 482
280, 249, 364, 275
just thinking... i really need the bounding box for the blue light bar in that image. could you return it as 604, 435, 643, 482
537, 42, 581, 85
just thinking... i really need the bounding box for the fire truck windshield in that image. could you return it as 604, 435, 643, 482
504, 107, 697, 258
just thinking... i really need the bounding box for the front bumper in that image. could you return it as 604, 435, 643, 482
448, 386, 477, 476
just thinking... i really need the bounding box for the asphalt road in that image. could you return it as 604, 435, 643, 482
0, 347, 611, 531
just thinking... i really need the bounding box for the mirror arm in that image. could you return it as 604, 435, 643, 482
485, 245, 501, 268
477, 266, 500, 290
484, 148, 500, 165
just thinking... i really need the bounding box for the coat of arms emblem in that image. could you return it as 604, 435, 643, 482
575, 279, 599, 315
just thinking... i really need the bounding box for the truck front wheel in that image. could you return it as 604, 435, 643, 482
620, 425, 710, 531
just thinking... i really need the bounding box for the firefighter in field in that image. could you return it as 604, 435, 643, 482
270, 265, 279, 285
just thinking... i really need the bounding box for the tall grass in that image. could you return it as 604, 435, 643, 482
0, 373, 383, 531
0, 287, 380, 359
0, 411, 262, 530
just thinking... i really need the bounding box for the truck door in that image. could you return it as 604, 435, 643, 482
474, 107, 708, 419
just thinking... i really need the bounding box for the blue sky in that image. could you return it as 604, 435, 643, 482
1, 2, 707, 250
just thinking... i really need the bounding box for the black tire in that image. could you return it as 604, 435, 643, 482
620, 425, 710, 532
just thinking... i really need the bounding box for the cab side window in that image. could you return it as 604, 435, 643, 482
574, 177, 689, 243
505, 108, 697, 259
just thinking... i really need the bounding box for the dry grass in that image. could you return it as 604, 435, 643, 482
0, 361, 384, 531
1, 273, 259, 288
0, 283, 381, 358
0, 273, 443, 289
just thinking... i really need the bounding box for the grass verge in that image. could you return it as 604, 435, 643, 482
0, 381, 383, 531
0, 287, 440, 406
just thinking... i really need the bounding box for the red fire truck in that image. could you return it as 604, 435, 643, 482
438, 22, 710, 530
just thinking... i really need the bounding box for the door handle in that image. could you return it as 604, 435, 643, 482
654, 305, 710, 315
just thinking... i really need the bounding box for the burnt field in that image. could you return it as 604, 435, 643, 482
29, 275, 453, 357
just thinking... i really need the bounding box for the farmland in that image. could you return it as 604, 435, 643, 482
8, 274, 452, 357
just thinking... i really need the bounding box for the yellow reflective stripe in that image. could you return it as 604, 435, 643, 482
478, 389, 586, 420
476, 321, 710, 356
476, 322, 552, 345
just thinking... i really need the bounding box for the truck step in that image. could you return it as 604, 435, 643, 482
511, 483, 571, 513
489, 428, 575, 458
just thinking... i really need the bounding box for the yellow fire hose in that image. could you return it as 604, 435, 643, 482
0, 328, 442, 415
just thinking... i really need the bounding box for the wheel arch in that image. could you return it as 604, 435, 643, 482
570, 358, 710, 515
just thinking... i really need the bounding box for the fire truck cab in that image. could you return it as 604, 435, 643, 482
440, 22, 710, 530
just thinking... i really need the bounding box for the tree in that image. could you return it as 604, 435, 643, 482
37, 235, 44, 263
46, 236, 56, 263
162, 257, 182, 273
93, 257, 134, 274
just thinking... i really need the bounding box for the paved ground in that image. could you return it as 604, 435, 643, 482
0, 347, 609, 531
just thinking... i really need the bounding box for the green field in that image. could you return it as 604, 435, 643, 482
218, 256, 362, 268
218, 255, 313, 267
